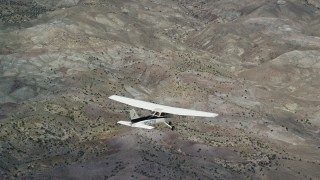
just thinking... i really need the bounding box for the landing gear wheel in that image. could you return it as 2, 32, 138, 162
171, 126, 175, 131
168, 121, 172, 125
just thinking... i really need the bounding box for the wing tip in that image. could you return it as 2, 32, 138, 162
192, 112, 218, 118
109, 95, 117, 99
211, 113, 219, 118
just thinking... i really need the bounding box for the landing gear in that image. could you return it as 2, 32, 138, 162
171, 126, 175, 131
164, 121, 175, 130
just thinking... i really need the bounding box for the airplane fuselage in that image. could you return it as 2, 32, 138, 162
118, 113, 174, 130
117, 111, 174, 129
131, 115, 167, 124
110, 95, 218, 130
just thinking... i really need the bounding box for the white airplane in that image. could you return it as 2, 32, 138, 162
109, 95, 218, 130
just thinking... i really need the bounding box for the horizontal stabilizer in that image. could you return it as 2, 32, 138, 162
117, 121, 132, 126
132, 122, 154, 129
117, 121, 154, 129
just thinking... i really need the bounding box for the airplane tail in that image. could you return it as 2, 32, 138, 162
130, 109, 139, 120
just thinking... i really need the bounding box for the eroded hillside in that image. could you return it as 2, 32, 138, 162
0, 0, 319, 179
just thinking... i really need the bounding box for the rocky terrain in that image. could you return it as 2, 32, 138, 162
0, 0, 320, 179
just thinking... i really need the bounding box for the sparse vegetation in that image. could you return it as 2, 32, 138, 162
0, 0, 319, 179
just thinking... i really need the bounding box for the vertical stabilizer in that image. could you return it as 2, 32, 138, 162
130, 109, 139, 120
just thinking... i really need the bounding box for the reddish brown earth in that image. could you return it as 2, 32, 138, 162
0, 0, 320, 179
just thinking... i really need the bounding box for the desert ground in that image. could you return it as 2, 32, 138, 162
0, 0, 320, 179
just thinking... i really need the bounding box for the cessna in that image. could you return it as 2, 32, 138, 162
109, 95, 218, 130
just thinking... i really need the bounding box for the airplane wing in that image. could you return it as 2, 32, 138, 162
109, 95, 218, 117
